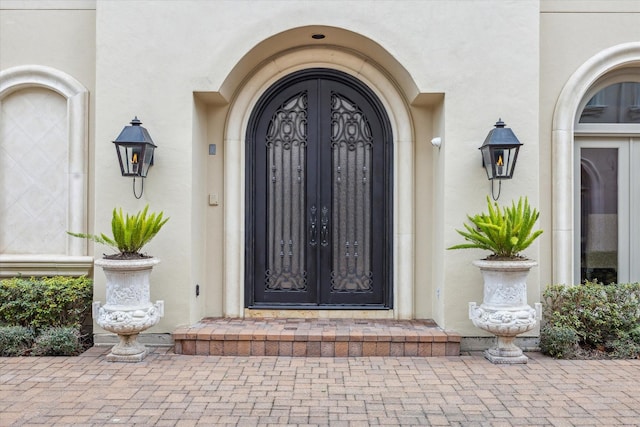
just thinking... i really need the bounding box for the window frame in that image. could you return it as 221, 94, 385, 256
575, 68, 640, 135
573, 138, 631, 283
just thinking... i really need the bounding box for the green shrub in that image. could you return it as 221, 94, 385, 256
0, 326, 36, 356
0, 276, 93, 331
539, 325, 578, 359
607, 326, 640, 359
542, 281, 640, 359
31, 326, 83, 356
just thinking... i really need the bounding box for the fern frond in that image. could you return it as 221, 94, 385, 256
67, 204, 169, 256
447, 196, 542, 258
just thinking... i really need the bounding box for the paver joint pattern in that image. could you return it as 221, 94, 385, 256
1, 347, 640, 426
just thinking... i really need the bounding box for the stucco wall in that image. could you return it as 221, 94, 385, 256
6, 1, 636, 338
88, 0, 541, 335
1, 0, 542, 336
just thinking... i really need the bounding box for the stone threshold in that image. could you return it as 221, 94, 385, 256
172, 318, 461, 357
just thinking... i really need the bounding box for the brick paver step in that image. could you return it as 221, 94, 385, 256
172, 318, 461, 357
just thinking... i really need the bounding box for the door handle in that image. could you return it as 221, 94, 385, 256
309, 205, 317, 247
320, 206, 329, 247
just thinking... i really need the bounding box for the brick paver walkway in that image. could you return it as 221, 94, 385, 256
1, 347, 639, 426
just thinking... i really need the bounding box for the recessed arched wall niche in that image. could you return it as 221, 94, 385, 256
0, 65, 91, 277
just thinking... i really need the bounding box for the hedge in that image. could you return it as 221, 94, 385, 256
0, 276, 93, 330
541, 281, 640, 359
0, 276, 93, 356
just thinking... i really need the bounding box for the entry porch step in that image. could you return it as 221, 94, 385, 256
172, 318, 461, 357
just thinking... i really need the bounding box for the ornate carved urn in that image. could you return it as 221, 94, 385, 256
93, 258, 164, 362
469, 259, 541, 364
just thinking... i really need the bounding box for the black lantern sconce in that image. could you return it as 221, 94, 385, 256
479, 118, 522, 200
112, 117, 157, 199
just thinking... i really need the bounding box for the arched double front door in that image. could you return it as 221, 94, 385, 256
245, 69, 393, 308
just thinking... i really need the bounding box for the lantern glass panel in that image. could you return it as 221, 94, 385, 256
481, 146, 495, 180
115, 143, 152, 177
506, 146, 520, 179
140, 145, 154, 178
480, 144, 520, 180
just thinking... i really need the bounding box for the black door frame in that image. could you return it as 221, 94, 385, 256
245, 68, 393, 309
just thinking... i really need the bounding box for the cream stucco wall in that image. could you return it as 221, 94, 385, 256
3, 0, 637, 339
433, 3, 541, 335
1, 0, 540, 337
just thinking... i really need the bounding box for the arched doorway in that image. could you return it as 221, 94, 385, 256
219, 44, 417, 319
245, 69, 393, 307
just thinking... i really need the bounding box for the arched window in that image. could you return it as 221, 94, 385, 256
579, 82, 640, 124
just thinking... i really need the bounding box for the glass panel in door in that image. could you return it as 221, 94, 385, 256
575, 138, 637, 284
579, 147, 619, 284
264, 92, 308, 292
330, 92, 373, 293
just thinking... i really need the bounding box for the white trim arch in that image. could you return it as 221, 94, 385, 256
223, 47, 414, 318
552, 42, 640, 285
0, 65, 90, 272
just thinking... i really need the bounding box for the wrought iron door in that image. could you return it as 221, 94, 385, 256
246, 69, 392, 307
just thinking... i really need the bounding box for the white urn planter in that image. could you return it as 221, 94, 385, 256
469, 259, 541, 364
93, 257, 164, 362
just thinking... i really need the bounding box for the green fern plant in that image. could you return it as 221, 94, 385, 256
448, 196, 542, 259
68, 205, 169, 259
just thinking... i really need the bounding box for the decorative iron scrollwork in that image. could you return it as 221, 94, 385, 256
330, 92, 373, 151
266, 92, 308, 150
264, 91, 309, 292
329, 92, 374, 294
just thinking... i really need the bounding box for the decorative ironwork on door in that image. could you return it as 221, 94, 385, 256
246, 69, 392, 307
264, 92, 308, 292
330, 92, 373, 292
